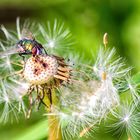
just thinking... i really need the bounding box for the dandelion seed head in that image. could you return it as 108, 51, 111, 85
7, 78, 29, 97
23, 55, 58, 85
123, 115, 129, 122
0, 18, 137, 140
87, 79, 119, 114
108, 103, 140, 139
48, 39, 55, 48
94, 48, 131, 81
57, 74, 120, 139
39, 46, 128, 139
0, 80, 25, 123
39, 20, 73, 55
0, 43, 14, 74
125, 75, 140, 103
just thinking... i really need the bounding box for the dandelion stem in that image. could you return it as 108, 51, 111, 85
47, 114, 62, 140
42, 87, 62, 140
128, 135, 132, 140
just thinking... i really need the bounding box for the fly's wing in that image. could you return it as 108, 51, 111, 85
0, 41, 19, 58
0, 47, 18, 58
21, 29, 35, 40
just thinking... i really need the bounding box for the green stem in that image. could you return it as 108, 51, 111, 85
48, 115, 62, 140
42, 87, 62, 140
128, 134, 132, 140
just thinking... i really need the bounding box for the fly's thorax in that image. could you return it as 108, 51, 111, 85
24, 40, 34, 51
17, 39, 34, 54
23, 55, 58, 85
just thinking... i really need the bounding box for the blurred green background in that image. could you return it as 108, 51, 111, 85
0, 0, 140, 140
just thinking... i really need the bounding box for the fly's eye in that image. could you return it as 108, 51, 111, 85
19, 41, 23, 46
17, 41, 22, 46
17, 40, 25, 49
17, 43, 23, 48
17, 40, 25, 53
20, 39, 24, 44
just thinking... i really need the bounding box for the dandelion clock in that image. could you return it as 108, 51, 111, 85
0, 18, 140, 140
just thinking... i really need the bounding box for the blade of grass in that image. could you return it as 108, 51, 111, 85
13, 119, 48, 140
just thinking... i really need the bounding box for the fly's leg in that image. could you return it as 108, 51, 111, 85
40, 87, 49, 107
22, 55, 25, 62
34, 85, 49, 110
19, 54, 26, 62
43, 48, 48, 55
48, 88, 52, 105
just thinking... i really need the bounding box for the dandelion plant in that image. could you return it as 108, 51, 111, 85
0, 18, 140, 140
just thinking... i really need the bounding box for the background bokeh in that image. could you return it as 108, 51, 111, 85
0, 0, 140, 140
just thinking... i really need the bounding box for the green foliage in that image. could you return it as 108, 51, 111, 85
14, 120, 48, 140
